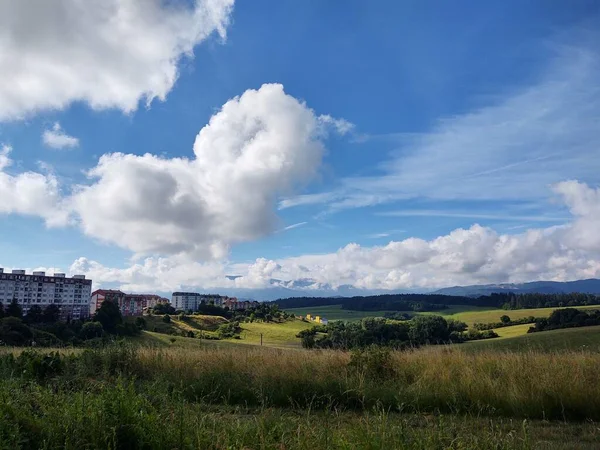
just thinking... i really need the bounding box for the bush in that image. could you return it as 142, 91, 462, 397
217, 321, 241, 339
349, 347, 394, 379
134, 317, 147, 329
0, 317, 33, 346
162, 314, 171, 323
80, 321, 104, 340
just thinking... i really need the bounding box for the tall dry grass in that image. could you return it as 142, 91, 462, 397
122, 345, 600, 420
1, 345, 600, 448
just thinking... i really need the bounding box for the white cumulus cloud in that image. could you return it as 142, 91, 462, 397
64, 181, 600, 293
42, 122, 79, 149
0, 0, 234, 120
0, 144, 69, 225
70, 84, 329, 258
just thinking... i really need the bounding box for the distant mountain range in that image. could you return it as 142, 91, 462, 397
116, 277, 600, 302
432, 279, 600, 297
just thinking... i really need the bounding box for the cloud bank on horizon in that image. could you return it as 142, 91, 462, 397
1, 0, 600, 295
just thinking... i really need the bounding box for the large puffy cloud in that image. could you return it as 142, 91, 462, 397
64, 181, 600, 294
0, 0, 234, 120
0, 144, 69, 225
71, 84, 332, 258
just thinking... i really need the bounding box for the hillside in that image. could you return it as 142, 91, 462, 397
464, 325, 600, 352
131, 314, 229, 338
434, 278, 600, 297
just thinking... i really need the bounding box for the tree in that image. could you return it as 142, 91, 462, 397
134, 317, 147, 329
500, 315, 511, 324
6, 299, 23, 319
42, 304, 61, 323
153, 303, 175, 315
447, 319, 468, 333
94, 300, 123, 332
80, 321, 104, 339
0, 317, 33, 346
409, 316, 450, 344
25, 305, 43, 324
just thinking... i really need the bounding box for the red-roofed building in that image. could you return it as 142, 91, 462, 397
90, 290, 169, 317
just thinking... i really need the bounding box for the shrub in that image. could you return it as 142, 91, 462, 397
134, 317, 147, 329
162, 315, 171, 323
6, 299, 23, 319
0, 317, 33, 346
348, 346, 394, 379
217, 321, 241, 339
80, 321, 104, 340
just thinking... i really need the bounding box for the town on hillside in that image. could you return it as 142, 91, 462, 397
0, 268, 260, 320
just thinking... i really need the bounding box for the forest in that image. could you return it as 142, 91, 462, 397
274, 291, 600, 312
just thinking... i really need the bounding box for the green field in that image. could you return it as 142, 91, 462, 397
286, 304, 600, 326
284, 304, 396, 321
434, 304, 600, 327
237, 320, 311, 347
466, 325, 600, 352
3, 344, 600, 448
284, 304, 490, 321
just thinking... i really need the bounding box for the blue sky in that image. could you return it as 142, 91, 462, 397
1, 0, 599, 296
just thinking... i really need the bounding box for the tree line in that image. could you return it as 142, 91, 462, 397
297, 316, 498, 350
273, 292, 600, 312
528, 308, 600, 333
0, 300, 141, 347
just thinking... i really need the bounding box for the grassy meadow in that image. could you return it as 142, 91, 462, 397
433, 304, 600, 327
6, 304, 599, 448
284, 304, 600, 343
237, 320, 312, 347
1, 344, 600, 449
465, 325, 600, 352
285, 303, 600, 325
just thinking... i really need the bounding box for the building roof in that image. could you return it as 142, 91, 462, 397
91, 289, 125, 296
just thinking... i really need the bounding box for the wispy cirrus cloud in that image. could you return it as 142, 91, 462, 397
283, 221, 308, 231
366, 229, 406, 239
378, 210, 569, 223
283, 39, 600, 216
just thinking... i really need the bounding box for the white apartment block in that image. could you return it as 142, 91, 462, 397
171, 292, 229, 311
0, 268, 92, 320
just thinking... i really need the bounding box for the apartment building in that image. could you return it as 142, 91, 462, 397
223, 298, 258, 310
171, 292, 237, 312
0, 268, 92, 320
90, 290, 169, 317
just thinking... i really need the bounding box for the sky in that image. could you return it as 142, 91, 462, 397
1, 0, 600, 298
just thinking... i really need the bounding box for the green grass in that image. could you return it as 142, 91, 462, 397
286, 304, 500, 322
2, 343, 600, 448
439, 305, 600, 327
3, 381, 598, 449
286, 304, 600, 327
493, 323, 534, 338
237, 320, 311, 347
465, 325, 600, 352
284, 304, 398, 321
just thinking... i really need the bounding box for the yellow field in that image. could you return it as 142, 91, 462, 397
492, 323, 533, 338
